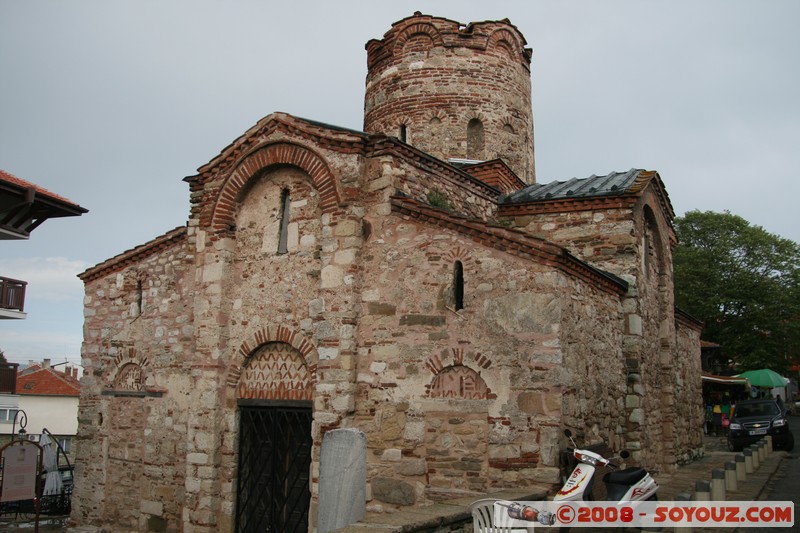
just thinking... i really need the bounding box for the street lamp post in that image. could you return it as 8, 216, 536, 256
11, 408, 28, 441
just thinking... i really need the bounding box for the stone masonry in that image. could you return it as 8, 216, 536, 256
71, 12, 703, 533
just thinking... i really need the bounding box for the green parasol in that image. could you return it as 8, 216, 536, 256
736, 369, 786, 388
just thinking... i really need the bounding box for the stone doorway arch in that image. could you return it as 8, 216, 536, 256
233, 339, 315, 533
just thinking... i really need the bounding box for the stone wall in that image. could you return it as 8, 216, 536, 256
75, 228, 194, 531
73, 125, 702, 532
364, 13, 535, 184
183, 140, 368, 531
559, 281, 627, 452
72, 108, 702, 533
352, 210, 626, 510
366, 142, 499, 221
673, 312, 705, 464
501, 205, 638, 275
499, 184, 703, 473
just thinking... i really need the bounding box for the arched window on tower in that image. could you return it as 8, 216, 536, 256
400, 124, 408, 143
453, 261, 464, 311
277, 188, 291, 254
467, 119, 484, 160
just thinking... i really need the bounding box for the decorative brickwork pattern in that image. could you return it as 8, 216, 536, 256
237, 342, 313, 400
112, 363, 144, 391
227, 326, 319, 392
364, 13, 536, 183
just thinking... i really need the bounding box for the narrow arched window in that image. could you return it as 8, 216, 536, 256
277, 188, 291, 254
467, 119, 484, 159
453, 261, 464, 311
400, 124, 408, 143
135, 279, 143, 316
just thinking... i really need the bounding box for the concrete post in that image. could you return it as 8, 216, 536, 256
758, 441, 767, 461
695, 480, 711, 501
710, 469, 726, 501
674, 492, 693, 533
750, 446, 760, 469
735, 453, 746, 481
766, 435, 773, 454
743, 449, 754, 474
724, 461, 738, 492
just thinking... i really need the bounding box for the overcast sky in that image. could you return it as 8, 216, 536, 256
1, 1, 798, 367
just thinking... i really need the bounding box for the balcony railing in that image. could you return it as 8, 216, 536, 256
0, 362, 19, 394
0, 277, 27, 312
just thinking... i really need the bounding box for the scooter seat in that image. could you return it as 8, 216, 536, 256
603, 467, 647, 486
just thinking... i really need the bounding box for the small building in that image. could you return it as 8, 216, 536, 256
72, 12, 704, 533
16, 359, 81, 462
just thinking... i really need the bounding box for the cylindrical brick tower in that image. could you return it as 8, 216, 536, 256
364, 12, 536, 184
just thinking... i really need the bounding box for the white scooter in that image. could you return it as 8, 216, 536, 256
554, 429, 658, 503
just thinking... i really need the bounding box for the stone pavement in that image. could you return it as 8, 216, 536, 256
656, 434, 784, 500
652, 434, 792, 532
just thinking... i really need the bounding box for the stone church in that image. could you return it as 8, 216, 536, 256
72, 12, 703, 533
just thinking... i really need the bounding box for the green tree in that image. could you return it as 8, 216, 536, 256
674, 210, 800, 372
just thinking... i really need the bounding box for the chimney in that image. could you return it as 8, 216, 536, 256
43, 358, 51, 369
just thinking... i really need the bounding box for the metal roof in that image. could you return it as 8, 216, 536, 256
500, 168, 643, 204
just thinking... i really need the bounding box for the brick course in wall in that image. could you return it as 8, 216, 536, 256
364, 13, 535, 184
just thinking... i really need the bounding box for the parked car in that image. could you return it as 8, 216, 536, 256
727, 399, 794, 452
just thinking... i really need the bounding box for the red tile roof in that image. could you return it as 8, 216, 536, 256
16, 366, 80, 397
0, 168, 83, 209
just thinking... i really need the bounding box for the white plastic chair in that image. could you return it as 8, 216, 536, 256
468, 499, 532, 532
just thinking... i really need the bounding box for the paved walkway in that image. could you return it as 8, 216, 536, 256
652, 434, 792, 532
656, 435, 785, 501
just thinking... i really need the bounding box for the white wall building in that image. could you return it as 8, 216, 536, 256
16, 360, 80, 458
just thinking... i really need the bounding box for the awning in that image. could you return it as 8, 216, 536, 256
701, 373, 750, 385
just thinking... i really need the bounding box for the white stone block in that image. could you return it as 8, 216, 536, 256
382, 448, 402, 461
628, 314, 643, 336
141, 500, 163, 516
318, 347, 339, 360
321, 265, 343, 288
187, 452, 209, 465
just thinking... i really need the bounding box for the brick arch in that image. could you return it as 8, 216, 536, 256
642, 203, 668, 280
394, 23, 444, 53
110, 346, 150, 390
211, 142, 340, 233
486, 28, 525, 61
444, 245, 475, 266
426, 109, 449, 125
225, 325, 319, 390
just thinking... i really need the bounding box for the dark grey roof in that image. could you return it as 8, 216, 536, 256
500, 168, 643, 204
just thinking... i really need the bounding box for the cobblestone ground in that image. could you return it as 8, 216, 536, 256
0, 516, 67, 532
703, 432, 731, 452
